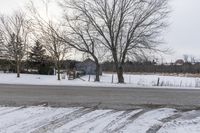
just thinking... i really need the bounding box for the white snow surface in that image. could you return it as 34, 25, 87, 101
0, 106, 199, 133
158, 110, 200, 133
121, 108, 177, 133
0, 73, 200, 89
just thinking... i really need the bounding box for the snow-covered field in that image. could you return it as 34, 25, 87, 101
0, 73, 200, 89
0, 106, 199, 133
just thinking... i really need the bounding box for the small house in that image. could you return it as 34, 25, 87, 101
175, 59, 184, 66
76, 58, 102, 75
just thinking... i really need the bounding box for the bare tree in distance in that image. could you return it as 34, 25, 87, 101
190, 56, 196, 64
41, 24, 69, 80
183, 54, 198, 64
0, 12, 32, 77
60, 0, 170, 83
60, 12, 109, 82
27, 0, 70, 80
183, 54, 189, 63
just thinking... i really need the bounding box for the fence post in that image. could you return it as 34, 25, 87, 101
157, 77, 160, 86
112, 73, 114, 83
88, 74, 91, 82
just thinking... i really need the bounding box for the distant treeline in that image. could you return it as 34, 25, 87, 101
102, 61, 200, 74
1, 59, 200, 74
0, 58, 80, 74
0, 59, 60, 74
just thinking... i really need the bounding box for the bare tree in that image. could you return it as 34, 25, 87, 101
190, 56, 196, 64
60, 13, 108, 82
183, 54, 189, 63
61, 0, 169, 83
42, 24, 69, 80
0, 12, 31, 77
27, 1, 70, 80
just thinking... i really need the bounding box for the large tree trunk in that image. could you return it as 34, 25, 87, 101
92, 56, 100, 82
117, 65, 124, 83
112, 51, 125, 83
115, 64, 125, 83
57, 61, 61, 81
95, 63, 100, 82
16, 61, 20, 78
57, 68, 61, 80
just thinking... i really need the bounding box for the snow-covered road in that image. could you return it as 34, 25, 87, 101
0, 106, 199, 133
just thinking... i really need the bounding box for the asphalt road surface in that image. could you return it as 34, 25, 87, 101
0, 84, 200, 109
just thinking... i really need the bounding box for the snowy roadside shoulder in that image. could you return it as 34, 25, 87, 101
0, 106, 199, 133
0, 73, 200, 89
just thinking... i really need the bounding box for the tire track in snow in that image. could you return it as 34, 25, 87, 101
65, 110, 117, 133
63, 111, 124, 133
118, 108, 177, 133
100, 109, 143, 133
0, 106, 25, 116
0, 107, 57, 131
146, 113, 182, 133
111, 109, 149, 133
0, 107, 11, 112
83, 111, 125, 133
31, 107, 95, 133
55, 110, 111, 133
4, 107, 79, 133
157, 110, 200, 133
0, 107, 19, 114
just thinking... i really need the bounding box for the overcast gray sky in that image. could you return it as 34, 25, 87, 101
0, 0, 200, 62
166, 0, 200, 62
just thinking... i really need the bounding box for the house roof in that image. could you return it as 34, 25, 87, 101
82, 58, 95, 64
175, 59, 184, 65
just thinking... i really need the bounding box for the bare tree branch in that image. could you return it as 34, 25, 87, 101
60, 0, 170, 83
0, 11, 32, 77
